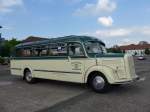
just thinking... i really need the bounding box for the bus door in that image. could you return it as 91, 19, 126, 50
66, 42, 86, 83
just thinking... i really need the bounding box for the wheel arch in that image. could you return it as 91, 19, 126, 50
23, 68, 31, 79
84, 66, 116, 84
87, 71, 108, 85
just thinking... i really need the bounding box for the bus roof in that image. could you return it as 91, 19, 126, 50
15, 35, 105, 48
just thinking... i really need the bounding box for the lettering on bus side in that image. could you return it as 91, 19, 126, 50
71, 62, 82, 70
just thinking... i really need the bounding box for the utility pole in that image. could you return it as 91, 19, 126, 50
0, 26, 2, 56
0, 26, 2, 40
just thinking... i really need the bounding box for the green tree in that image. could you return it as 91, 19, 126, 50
0, 38, 21, 57
107, 45, 123, 53
145, 48, 150, 55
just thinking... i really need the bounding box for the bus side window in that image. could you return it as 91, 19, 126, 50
15, 48, 24, 57
48, 43, 67, 56
40, 45, 49, 56
32, 45, 49, 57
68, 43, 85, 57
33, 47, 41, 56
23, 47, 33, 57
15, 48, 33, 57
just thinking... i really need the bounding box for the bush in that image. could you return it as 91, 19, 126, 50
0, 57, 5, 64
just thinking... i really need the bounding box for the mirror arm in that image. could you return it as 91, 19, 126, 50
68, 56, 71, 62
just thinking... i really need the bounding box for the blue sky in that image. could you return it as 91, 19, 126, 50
0, 0, 150, 47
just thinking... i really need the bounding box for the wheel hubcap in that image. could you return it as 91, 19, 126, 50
93, 76, 105, 90
26, 72, 32, 82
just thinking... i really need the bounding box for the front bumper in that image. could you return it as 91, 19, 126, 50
113, 76, 144, 84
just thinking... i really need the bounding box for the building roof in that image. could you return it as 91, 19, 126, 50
22, 36, 49, 43
120, 44, 150, 50
16, 35, 105, 48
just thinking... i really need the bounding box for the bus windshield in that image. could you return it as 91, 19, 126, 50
84, 41, 107, 55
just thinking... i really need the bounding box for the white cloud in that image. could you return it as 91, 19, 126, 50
1, 26, 14, 30
93, 28, 132, 38
82, 26, 150, 46
74, 0, 116, 16
140, 26, 150, 35
84, 26, 150, 39
118, 38, 137, 46
98, 16, 113, 27
97, 0, 116, 12
0, 0, 23, 13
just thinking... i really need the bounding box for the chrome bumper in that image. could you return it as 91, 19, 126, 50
114, 76, 145, 84
135, 76, 146, 82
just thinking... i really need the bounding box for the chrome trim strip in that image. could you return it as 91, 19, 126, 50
34, 69, 82, 74
11, 68, 22, 70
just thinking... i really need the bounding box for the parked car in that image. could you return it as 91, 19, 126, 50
137, 56, 146, 60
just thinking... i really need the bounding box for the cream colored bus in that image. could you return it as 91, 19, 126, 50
11, 35, 139, 92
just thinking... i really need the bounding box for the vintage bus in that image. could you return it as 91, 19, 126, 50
10, 35, 139, 92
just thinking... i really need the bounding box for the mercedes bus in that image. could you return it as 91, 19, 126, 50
10, 35, 139, 92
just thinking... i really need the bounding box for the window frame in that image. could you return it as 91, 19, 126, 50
84, 41, 106, 56
32, 44, 50, 57
48, 42, 68, 57
15, 46, 33, 57
13, 41, 88, 58
67, 42, 87, 58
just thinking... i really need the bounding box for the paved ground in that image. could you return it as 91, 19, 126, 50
0, 57, 150, 112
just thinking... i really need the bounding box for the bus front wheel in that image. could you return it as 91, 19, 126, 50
89, 75, 108, 93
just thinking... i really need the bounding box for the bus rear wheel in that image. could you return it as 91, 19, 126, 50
24, 70, 35, 83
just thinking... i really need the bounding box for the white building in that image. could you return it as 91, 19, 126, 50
120, 42, 150, 56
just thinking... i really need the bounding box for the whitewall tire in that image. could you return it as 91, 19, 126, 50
24, 70, 35, 83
